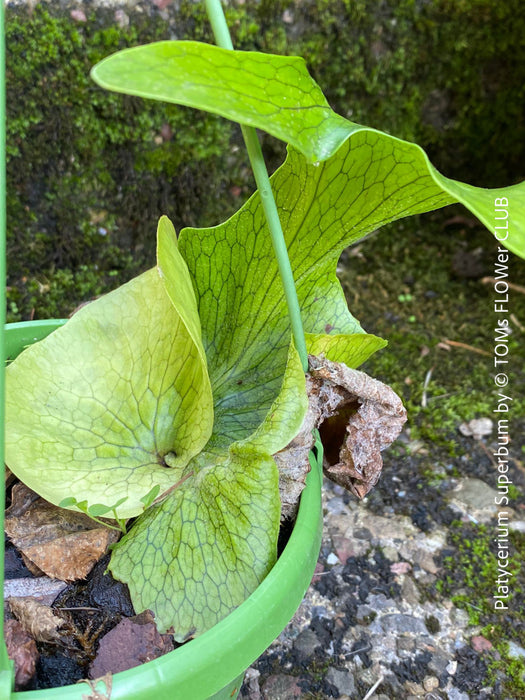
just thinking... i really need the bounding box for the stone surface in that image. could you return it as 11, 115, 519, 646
261, 674, 303, 700
377, 613, 428, 635
292, 629, 320, 659
446, 688, 470, 700
325, 667, 356, 696
507, 641, 525, 659
423, 675, 440, 691
471, 635, 493, 653
450, 478, 501, 522
240, 473, 516, 698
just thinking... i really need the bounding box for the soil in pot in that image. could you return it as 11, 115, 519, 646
3, 478, 299, 691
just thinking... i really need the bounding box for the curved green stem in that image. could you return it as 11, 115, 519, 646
205, 0, 309, 372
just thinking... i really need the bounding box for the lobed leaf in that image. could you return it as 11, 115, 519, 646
6, 259, 214, 519
109, 336, 307, 639
176, 136, 450, 445
109, 446, 280, 639
92, 42, 525, 257
305, 333, 387, 366
90, 41, 354, 163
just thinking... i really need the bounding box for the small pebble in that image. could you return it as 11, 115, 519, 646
423, 675, 439, 691
70, 9, 87, 22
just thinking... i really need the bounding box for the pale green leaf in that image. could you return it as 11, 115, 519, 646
157, 215, 208, 366
176, 135, 450, 445
6, 267, 213, 518
234, 341, 307, 456
428, 172, 525, 258
109, 333, 309, 639
305, 332, 387, 367
109, 446, 280, 639
90, 41, 354, 163
92, 42, 525, 256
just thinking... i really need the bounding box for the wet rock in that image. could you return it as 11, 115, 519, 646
36, 653, 84, 689
325, 667, 356, 696
89, 610, 174, 678
86, 554, 134, 617
4, 545, 33, 579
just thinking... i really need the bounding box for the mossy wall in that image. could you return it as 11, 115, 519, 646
5, 0, 525, 320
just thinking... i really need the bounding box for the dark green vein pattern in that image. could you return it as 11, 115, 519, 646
179, 132, 453, 446
109, 447, 279, 639
91, 41, 355, 163
92, 41, 525, 256
5, 269, 213, 518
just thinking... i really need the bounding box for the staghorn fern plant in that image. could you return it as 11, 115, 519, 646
5, 10, 525, 643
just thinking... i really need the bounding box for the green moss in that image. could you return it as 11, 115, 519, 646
438, 522, 525, 697
6, 0, 524, 321
6, 3, 240, 321
338, 213, 525, 455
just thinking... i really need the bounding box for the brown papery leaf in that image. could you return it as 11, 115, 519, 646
8, 596, 64, 642
275, 355, 407, 519
5, 483, 120, 581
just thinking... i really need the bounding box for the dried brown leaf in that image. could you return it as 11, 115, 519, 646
310, 356, 407, 497
276, 356, 407, 518
4, 618, 39, 690
5, 483, 120, 581
21, 552, 45, 577
8, 596, 64, 642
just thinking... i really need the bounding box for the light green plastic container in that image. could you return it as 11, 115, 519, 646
5, 320, 323, 700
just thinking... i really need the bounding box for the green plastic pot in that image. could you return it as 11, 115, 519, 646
4, 320, 324, 700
